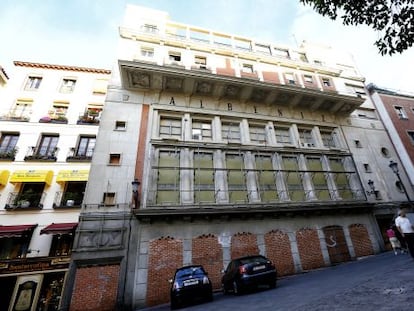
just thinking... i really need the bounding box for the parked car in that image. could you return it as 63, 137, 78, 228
170, 265, 213, 309
221, 255, 277, 295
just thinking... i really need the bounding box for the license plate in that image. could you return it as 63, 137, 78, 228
183, 279, 198, 286
253, 265, 266, 271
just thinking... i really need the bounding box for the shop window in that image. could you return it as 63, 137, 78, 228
36, 272, 65, 311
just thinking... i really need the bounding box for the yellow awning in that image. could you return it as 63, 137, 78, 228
0, 170, 10, 185
56, 170, 89, 183
10, 170, 54, 185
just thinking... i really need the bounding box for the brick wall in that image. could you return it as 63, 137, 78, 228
349, 224, 374, 257
231, 232, 259, 259
146, 237, 183, 306
296, 228, 325, 270
264, 229, 295, 276
70, 264, 120, 311
192, 234, 223, 290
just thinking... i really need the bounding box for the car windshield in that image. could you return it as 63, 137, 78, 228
239, 256, 267, 265
176, 267, 205, 279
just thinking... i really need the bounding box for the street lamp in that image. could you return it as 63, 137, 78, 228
131, 178, 140, 209
389, 160, 412, 208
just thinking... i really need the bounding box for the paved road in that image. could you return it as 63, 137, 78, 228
143, 252, 414, 311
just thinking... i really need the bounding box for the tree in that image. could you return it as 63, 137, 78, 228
300, 0, 414, 55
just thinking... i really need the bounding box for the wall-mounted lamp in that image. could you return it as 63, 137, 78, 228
131, 178, 141, 209
366, 179, 376, 196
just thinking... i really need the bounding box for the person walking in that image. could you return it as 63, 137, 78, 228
386, 225, 404, 255
395, 209, 414, 259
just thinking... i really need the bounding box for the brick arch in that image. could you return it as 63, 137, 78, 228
146, 236, 183, 306
192, 234, 223, 290
349, 223, 374, 257
264, 229, 295, 276
231, 232, 259, 259
296, 227, 325, 271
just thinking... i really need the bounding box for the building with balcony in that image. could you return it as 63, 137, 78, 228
61, 5, 414, 310
0, 61, 110, 311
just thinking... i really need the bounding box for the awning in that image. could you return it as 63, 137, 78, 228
56, 170, 89, 183
10, 170, 54, 185
40, 222, 78, 235
0, 170, 10, 185
0, 224, 38, 238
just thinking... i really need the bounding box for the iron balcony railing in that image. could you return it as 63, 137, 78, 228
5, 191, 46, 210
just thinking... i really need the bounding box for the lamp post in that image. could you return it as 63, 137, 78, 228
389, 160, 412, 208
131, 178, 140, 209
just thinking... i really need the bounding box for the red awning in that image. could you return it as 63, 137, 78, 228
40, 222, 78, 235
0, 224, 38, 238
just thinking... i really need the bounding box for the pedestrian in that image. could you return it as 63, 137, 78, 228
395, 209, 414, 259
386, 225, 403, 255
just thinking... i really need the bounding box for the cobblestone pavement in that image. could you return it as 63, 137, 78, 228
142, 251, 414, 311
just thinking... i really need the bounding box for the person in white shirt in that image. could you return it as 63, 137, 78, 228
395, 209, 414, 258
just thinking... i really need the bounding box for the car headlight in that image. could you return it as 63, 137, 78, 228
173, 281, 180, 290
203, 276, 210, 284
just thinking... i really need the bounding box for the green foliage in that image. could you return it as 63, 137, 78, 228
300, 0, 414, 55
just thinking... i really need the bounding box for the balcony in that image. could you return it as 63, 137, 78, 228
66, 147, 93, 162
39, 115, 68, 124
119, 60, 365, 115
24, 146, 58, 162
77, 110, 100, 125
0, 112, 31, 122
5, 191, 46, 210
53, 191, 83, 208
0, 148, 17, 161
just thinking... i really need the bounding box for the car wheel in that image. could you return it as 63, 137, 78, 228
206, 291, 214, 302
222, 283, 229, 295
170, 298, 179, 310
233, 280, 242, 295
269, 280, 277, 289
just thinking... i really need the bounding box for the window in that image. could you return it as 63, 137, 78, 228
0, 133, 19, 156
285, 73, 295, 85
48, 102, 69, 121
222, 122, 241, 143
160, 117, 182, 139
24, 76, 42, 90
103, 192, 116, 205
307, 156, 330, 200
321, 77, 332, 87
168, 52, 181, 62
249, 125, 266, 144
156, 150, 180, 204
314, 60, 323, 65
59, 78, 76, 93
255, 44, 271, 54
345, 84, 366, 98
298, 129, 314, 147
408, 131, 414, 144
329, 157, 353, 199
141, 47, 154, 58
61, 181, 86, 207
109, 153, 121, 165
194, 152, 215, 203
142, 24, 158, 33
50, 234, 74, 256
282, 155, 304, 201
77, 136, 96, 157
14, 183, 45, 209
38, 135, 59, 157
241, 64, 254, 74
195, 56, 207, 68
275, 127, 291, 144
255, 154, 278, 202
363, 163, 371, 172
395, 106, 408, 119
321, 130, 336, 148
226, 154, 247, 203
92, 79, 109, 95
115, 121, 126, 130
10, 100, 32, 120
192, 120, 212, 140
273, 48, 289, 58
303, 75, 314, 84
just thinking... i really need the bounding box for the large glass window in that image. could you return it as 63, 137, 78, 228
38, 135, 59, 157
192, 120, 212, 140
307, 156, 330, 200
0, 133, 19, 156
329, 157, 353, 199
194, 152, 215, 203
282, 155, 304, 201
77, 136, 96, 157
255, 154, 278, 202
321, 130, 336, 148
275, 126, 291, 144
249, 125, 266, 144
298, 128, 314, 147
24, 76, 42, 90
226, 154, 247, 203
156, 150, 180, 204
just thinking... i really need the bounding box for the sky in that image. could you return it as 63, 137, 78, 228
1, 0, 413, 92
